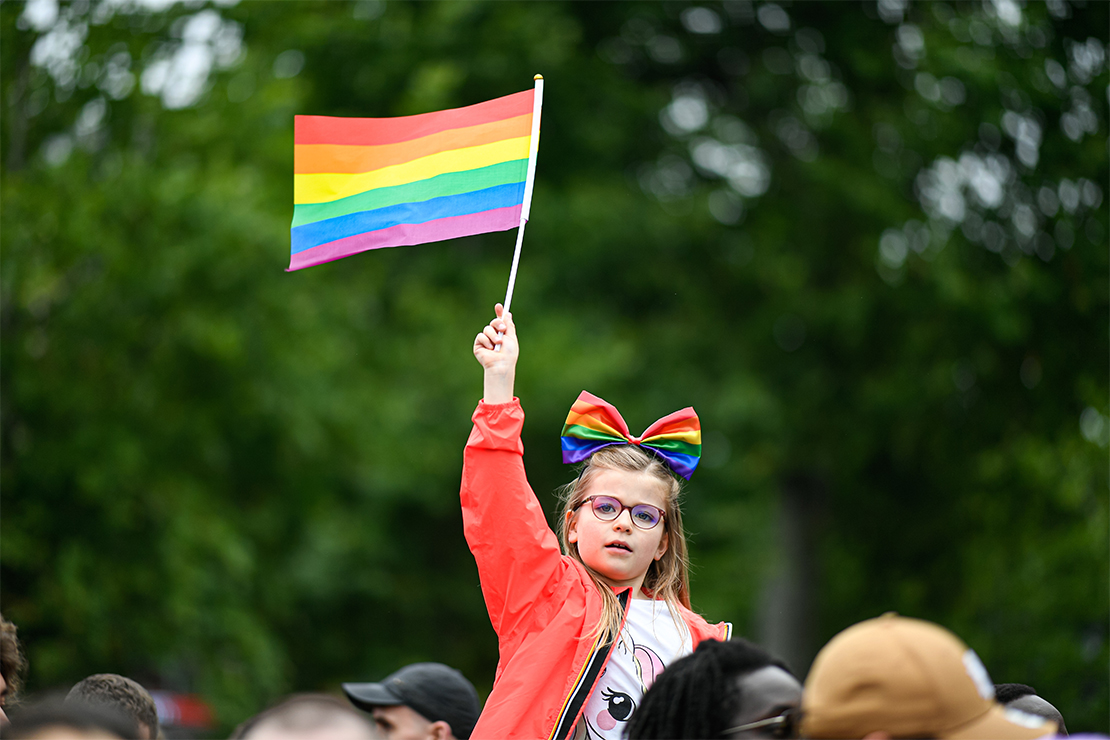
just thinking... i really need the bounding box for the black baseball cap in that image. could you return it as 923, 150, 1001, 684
342, 663, 481, 740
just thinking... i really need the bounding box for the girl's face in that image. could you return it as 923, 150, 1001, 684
566, 468, 670, 595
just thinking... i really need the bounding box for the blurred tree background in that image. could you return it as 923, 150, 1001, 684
2, 0, 1107, 733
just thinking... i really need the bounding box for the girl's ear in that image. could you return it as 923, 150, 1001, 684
654, 529, 669, 561
566, 510, 579, 544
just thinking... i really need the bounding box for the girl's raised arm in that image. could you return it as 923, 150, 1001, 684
473, 303, 517, 404
465, 304, 568, 641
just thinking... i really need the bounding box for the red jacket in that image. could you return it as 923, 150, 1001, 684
462, 399, 732, 740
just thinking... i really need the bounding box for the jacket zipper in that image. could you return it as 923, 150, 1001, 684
547, 588, 633, 740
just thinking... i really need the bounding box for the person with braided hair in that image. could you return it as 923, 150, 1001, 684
627, 638, 802, 739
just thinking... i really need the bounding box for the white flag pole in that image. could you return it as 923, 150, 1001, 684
502, 74, 544, 316
494, 74, 542, 350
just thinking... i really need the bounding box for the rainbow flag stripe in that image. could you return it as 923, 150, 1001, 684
290, 89, 535, 271
560, 391, 702, 480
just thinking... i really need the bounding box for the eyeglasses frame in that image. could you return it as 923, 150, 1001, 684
574, 495, 667, 530
721, 708, 801, 739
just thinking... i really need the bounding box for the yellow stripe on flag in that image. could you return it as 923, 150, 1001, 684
294, 136, 531, 204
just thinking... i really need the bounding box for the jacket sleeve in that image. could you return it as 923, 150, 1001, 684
461, 399, 568, 643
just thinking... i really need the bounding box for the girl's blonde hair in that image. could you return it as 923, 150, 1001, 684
556, 445, 692, 645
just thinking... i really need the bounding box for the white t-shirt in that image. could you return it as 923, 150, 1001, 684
572, 599, 693, 740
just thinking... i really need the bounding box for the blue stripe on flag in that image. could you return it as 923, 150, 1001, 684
290, 182, 526, 255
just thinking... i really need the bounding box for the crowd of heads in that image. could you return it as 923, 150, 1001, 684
0, 609, 1076, 740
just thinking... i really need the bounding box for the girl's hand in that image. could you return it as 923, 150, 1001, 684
474, 303, 517, 404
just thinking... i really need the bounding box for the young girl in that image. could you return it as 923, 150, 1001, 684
463, 305, 731, 740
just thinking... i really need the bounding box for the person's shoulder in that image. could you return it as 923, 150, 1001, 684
674, 603, 732, 642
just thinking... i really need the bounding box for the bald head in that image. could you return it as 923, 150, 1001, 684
1005, 694, 1067, 736
236, 695, 376, 740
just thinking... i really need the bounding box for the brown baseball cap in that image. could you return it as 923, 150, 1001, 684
802, 614, 1057, 739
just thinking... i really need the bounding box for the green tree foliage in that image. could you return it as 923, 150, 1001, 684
2, 0, 1106, 733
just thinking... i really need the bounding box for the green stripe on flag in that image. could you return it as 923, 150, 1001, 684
292, 159, 528, 227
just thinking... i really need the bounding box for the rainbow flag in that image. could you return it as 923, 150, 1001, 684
290, 88, 538, 271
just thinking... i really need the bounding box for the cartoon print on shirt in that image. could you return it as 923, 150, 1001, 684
632, 643, 665, 692
571, 637, 667, 740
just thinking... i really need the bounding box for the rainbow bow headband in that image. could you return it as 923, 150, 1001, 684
560, 391, 702, 480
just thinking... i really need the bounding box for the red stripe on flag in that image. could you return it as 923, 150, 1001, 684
294, 90, 534, 147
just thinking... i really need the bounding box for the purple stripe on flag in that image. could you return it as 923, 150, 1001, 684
287, 205, 522, 271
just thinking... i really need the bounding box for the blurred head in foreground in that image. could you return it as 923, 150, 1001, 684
802, 613, 1057, 740
1, 613, 28, 725
232, 694, 376, 740
66, 674, 160, 740
996, 684, 1068, 736
6, 697, 135, 739
627, 638, 803, 739
343, 662, 481, 740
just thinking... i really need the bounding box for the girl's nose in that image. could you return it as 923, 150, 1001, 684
612, 511, 633, 531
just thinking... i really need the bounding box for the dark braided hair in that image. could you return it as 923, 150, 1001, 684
626, 638, 794, 739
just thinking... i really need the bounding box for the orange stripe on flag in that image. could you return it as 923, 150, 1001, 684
295, 114, 533, 175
